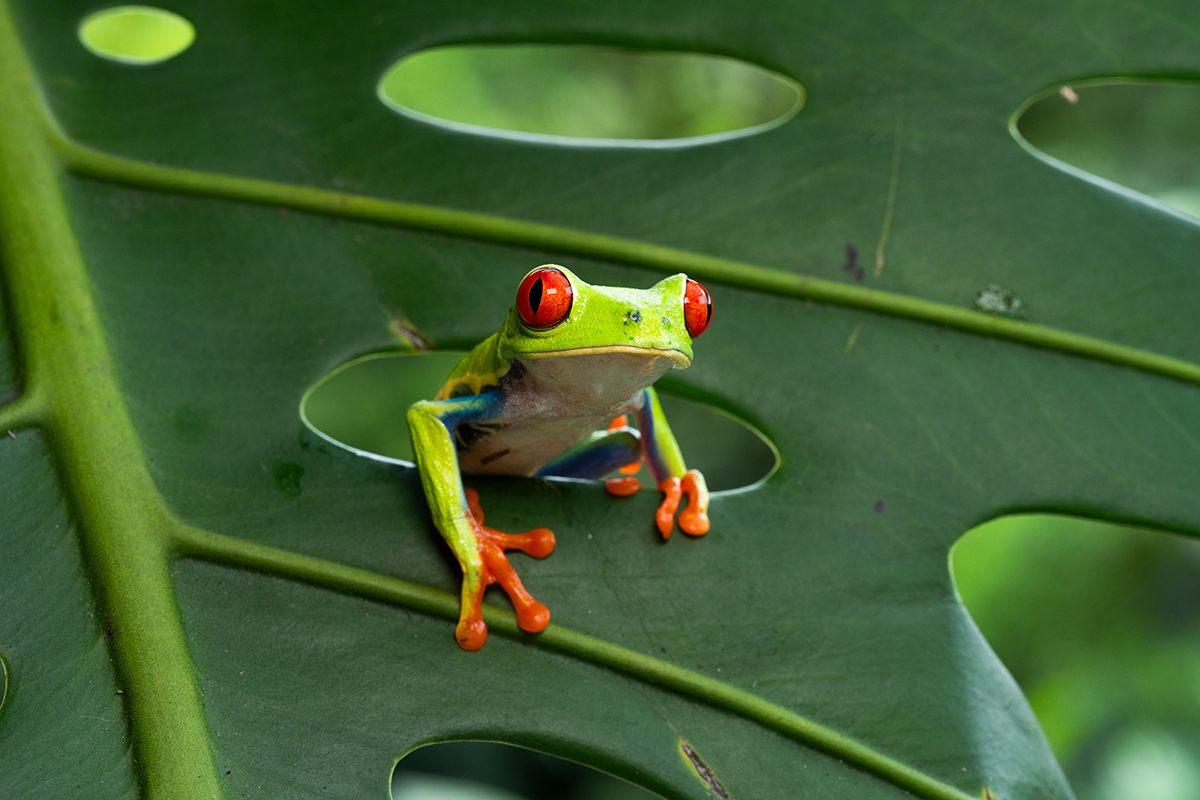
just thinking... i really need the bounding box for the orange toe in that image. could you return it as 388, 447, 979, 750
456, 618, 488, 651
517, 601, 551, 633
678, 470, 710, 536
678, 506, 710, 535
523, 527, 556, 558
606, 476, 642, 496
656, 477, 682, 539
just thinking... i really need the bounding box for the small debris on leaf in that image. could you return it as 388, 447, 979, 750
973, 285, 1025, 319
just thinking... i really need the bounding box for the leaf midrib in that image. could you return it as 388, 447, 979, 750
41, 99, 1200, 390
172, 524, 980, 800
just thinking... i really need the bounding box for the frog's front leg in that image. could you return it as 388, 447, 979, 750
407, 397, 555, 651
634, 387, 710, 539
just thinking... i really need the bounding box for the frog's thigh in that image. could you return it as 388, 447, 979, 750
407, 394, 505, 580
535, 430, 642, 480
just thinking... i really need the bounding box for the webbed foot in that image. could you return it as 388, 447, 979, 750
455, 488, 555, 651
656, 469, 710, 539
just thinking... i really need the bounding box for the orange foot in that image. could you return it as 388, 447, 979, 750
456, 488, 556, 651
656, 470, 710, 540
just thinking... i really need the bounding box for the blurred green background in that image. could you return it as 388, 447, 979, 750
377, 44, 802, 142
1016, 81, 1200, 219
87, 18, 1200, 798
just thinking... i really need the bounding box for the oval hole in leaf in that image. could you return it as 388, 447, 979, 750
78, 6, 195, 65
392, 741, 662, 800
1013, 80, 1200, 219
951, 514, 1200, 796
377, 44, 804, 147
300, 351, 778, 493
0, 650, 7, 714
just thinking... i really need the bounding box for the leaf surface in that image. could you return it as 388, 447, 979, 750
3, 1, 1200, 799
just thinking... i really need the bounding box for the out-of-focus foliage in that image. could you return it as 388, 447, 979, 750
393, 741, 659, 800
955, 517, 1200, 800
1017, 82, 1200, 218
377, 45, 802, 142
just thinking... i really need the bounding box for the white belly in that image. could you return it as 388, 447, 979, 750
457, 351, 679, 476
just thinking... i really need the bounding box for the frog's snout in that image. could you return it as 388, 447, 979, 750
624, 309, 642, 324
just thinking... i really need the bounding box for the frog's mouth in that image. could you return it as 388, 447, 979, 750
517, 345, 691, 369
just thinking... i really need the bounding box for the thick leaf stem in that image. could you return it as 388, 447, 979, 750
0, 5, 223, 798
173, 524, 981, 800
44, 112, 1200, 390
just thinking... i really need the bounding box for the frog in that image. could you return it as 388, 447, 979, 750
407, 264, 714, 651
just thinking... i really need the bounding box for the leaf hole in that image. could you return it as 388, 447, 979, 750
392, 741, 662, 800
1012, 80, 1200, 220
952, 514, 1200, 798
78, 5, 195, 65
300, 351, 778, 493
0, 650, 8, 715
377, 44, 803, 147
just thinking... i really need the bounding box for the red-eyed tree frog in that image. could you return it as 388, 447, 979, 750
407, 265, 713, 650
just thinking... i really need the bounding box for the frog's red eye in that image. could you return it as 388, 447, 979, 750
683, 279, 712, 337
517, 267, 573, 329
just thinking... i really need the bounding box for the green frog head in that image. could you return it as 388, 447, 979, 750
495, 264, 712, 368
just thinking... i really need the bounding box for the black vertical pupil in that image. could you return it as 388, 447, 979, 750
528, 277, 544, 314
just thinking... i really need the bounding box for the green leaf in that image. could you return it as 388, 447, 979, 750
3, 1, 1200, 799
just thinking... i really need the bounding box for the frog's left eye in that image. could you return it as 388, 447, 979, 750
517, 267, 574, 329
683, 279, 712, 337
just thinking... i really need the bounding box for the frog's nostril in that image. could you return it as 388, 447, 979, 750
624, 309, 642, 324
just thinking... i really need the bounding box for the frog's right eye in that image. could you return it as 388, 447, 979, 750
517, 267, 573, 328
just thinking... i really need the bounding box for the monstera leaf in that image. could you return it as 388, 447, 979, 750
3, 1, 1200, 798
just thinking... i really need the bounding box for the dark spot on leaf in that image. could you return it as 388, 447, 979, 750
680, 739, 729, 799
104, 622, 120, 638
843, 244, 858, 273
874, 500, 886, 513
273, 461, 304, 497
